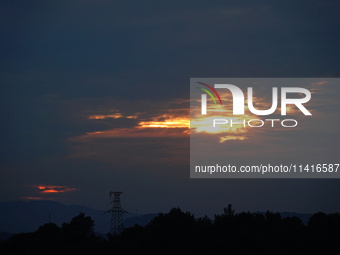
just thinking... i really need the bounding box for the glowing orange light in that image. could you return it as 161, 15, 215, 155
34, 185, 76, 193
41, 190, 60, 193
138, 115, 189, 129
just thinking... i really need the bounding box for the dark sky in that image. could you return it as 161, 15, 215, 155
1, 0, 340, 216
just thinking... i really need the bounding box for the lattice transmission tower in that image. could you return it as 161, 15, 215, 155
107, 191, 126, 235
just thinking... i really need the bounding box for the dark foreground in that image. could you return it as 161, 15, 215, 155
1, 206, 339, 255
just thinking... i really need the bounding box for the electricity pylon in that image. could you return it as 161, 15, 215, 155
107, 191, 126, 235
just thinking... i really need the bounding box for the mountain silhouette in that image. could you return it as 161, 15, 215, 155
0, 200, 312, 237
0, 200, 157, 234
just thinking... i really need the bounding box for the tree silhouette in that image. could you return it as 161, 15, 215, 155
61, 212, 95, 244
2, 208, 340, 254
35, 223, 60, 238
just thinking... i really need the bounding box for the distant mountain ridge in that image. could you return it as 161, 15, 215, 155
0, 200, 313, 236
0, 200, 158, 234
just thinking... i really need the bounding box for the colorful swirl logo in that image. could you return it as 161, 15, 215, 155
197, 82, 223, 105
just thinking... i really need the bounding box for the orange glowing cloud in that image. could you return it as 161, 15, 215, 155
190, 97, 254, 142
74, 109, 190, 142
74, 90, 311, 149
138, 115, 189, 128
35, 185, 77, 193
68, 106, 190, 161
88, 114, 123, 119
87, 109, 139, 120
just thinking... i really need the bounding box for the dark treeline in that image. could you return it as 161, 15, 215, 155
1, 205, 340, 255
